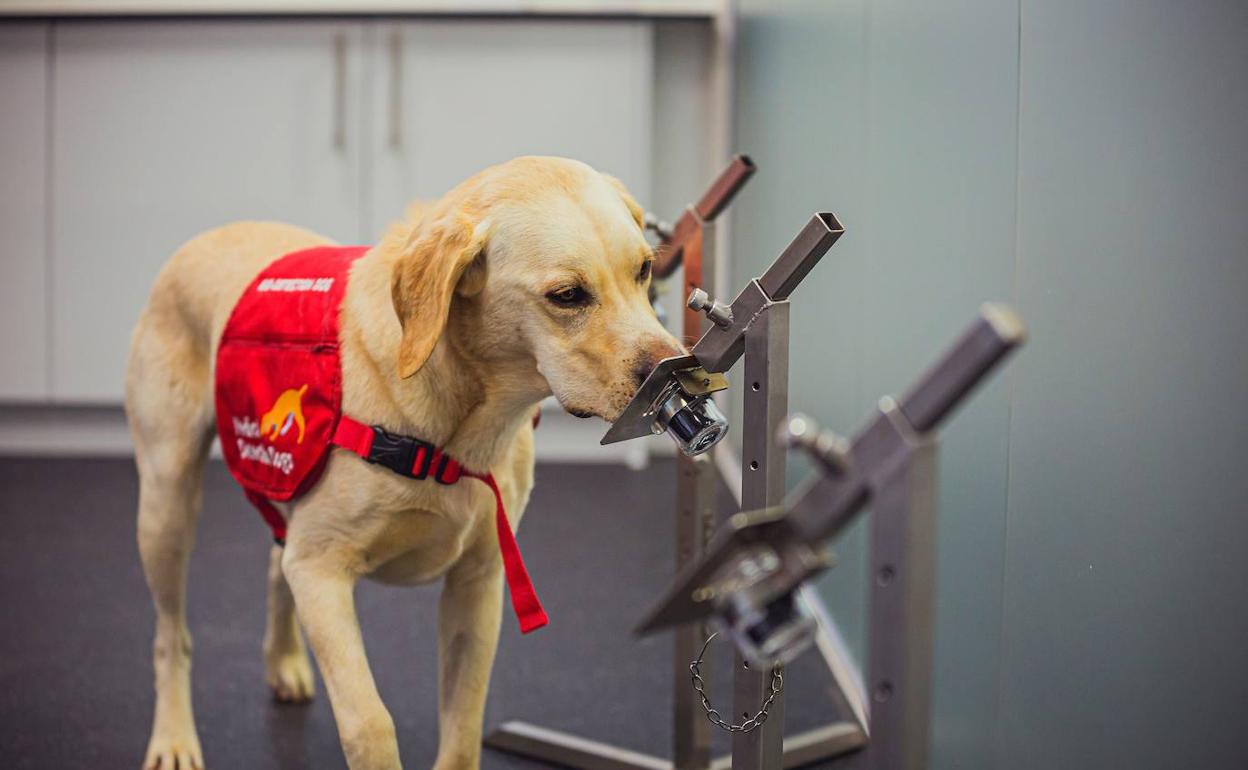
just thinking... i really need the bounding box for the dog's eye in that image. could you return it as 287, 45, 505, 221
637, 259, 653, 282
546, 286, 590, 307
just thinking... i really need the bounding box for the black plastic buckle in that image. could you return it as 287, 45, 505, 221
366, 425, 434, 479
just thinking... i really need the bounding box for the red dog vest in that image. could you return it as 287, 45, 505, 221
214, 245, 547, 633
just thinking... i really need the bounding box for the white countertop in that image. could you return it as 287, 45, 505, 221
0, 0, 721, 18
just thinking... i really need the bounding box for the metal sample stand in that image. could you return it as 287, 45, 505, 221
660, 155, 754, 770
484, 157, 757, 770
604, 211, 857, 770
679, 213, 864, 770
733, 301, 789, 770
637, 305, 1027, 770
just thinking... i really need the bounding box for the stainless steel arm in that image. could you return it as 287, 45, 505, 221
690, 213, 844, 373
653, 154, 757, 279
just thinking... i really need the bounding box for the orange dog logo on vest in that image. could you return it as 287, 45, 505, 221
260, 384, 308, 444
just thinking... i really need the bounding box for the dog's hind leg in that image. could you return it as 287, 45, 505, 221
127, 315, 214, 770
264, 544, 315, 702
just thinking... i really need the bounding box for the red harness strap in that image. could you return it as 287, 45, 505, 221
214, 244, 545, 633
330, 415, 549, 634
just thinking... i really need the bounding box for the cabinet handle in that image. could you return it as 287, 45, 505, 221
388, 28, 402, 150
332, 31, 347, 151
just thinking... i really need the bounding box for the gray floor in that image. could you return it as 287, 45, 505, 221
0, 458, 846, 769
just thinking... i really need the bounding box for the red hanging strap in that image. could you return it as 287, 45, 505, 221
328, 415, 548, 634
462, 470, 549, 634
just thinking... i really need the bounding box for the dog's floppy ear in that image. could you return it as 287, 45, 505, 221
390, 210, 488, 379
602, 173, 645, 230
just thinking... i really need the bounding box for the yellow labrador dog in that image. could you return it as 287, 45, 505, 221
126, 156, 682, 770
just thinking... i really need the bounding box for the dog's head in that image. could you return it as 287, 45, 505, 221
388, 156, 683, 421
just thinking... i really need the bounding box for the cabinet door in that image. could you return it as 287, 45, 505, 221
0, 23, 50, 400
51, 21, 367, 402
368, 19, 653, 238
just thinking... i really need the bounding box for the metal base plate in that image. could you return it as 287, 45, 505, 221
484, 720, 866, 770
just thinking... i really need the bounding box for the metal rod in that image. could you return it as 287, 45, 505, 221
898, 302, 1024, 433
675, 223, 713, 770
690, 214, 842, 374
786, 304, 1025, 545
682, 225, 709, 348
484, 722, 670, 770
655, 154, 757, 279
778, 722, 868, 768
733, 303, 791, 770
757, 213, 844, 301
675, 452, 716, 770
862, 408, 938, 770
797, 584, 869, 734
695, 154, 756, 222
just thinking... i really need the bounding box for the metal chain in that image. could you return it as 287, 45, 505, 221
689, 632, 784, 734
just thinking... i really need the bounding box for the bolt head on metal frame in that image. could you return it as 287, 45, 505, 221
781, 413, 815, 444
642, 211, 673, 241
780, 413, 851, 475
686, 287, 734, 328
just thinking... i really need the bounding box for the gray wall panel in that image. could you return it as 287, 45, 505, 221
0, 23, 50, 400
1001, 2, 1248, 768
858, 3, 1019, 765
736, 0, 874, 667
734, 2, 1018, 767
734, 0, 1248, 767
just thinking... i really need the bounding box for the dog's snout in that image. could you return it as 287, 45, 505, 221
633, 340, 685, 387
632, 361, 653, 388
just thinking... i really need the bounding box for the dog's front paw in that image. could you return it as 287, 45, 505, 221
143, 723, 204, 770
265, 649, 316, 703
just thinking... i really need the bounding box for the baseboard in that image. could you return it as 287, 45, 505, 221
0, 403, 670, 466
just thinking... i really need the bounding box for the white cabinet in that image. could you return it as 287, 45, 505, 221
35, 18, 653, 403
0, 23, 50, 400
50, 20, 367, 401
367, 19, 653, 237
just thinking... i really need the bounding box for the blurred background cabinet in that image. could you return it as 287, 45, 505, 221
0, 23, 50, 401
9, 18, 654, 403
51, 20, 368, 401
367, 19, 652, 236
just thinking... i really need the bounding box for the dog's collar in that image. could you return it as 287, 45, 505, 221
330, 414, 548, 634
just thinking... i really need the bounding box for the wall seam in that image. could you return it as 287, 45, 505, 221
992, 0, 1025, 767
857, 0, 873, 420
359, 22, 373, 245
44, 22, 56, 399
